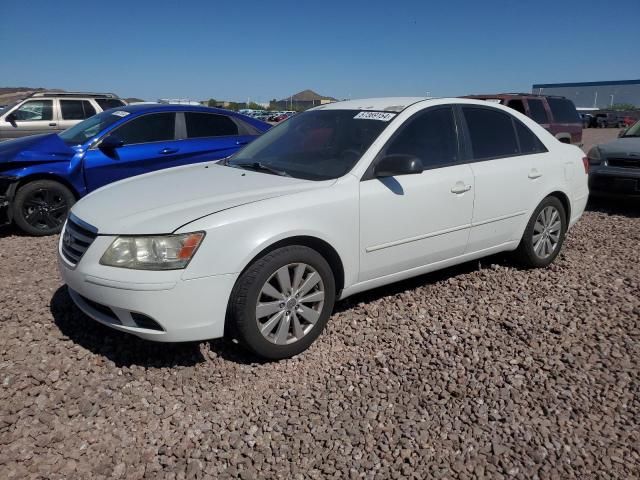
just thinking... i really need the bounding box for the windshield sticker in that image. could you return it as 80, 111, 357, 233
354, 111, 396, 121
112, 111, 130, 117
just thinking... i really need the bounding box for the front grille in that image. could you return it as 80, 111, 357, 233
608, 157, 640, 169
61, 215, 98, 265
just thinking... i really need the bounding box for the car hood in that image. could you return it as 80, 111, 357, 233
598, 137, 640, 156
71, 162, 332, 234
0, 133, 75, 166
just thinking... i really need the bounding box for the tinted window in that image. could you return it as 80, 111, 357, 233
527, 99, 549, 124
463, 107, 519, 160
514, 121, 546, 154
506, 99, 526, 115
60, 100, 96, 120
95, 98, 126, 111
547, 98, 579, 123
59, 110, 126, 145
114, 113, 176, 145
385, 107, 458, 168
13, 100, 53, 121
185, 112, 239, 138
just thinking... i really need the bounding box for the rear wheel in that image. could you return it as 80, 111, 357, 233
12, 180, 75, 236
514, 196, 567, 268
228, 245, 336, 360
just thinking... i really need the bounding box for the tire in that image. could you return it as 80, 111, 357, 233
228, 245, 336, 360
514, 196, 567, 268
12, 180, 75, 236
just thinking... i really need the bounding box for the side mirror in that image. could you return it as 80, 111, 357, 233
5, 112, 17, 127
374, 154, 423, 177
618, 128, 628, 138
99, 134, 124, 152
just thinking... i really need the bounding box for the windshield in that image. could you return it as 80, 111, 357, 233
227, 110, 392, 180
58, 110, 128, 145
622, 120, 640, 137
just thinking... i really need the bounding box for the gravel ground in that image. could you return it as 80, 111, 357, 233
581, 128, 621, 154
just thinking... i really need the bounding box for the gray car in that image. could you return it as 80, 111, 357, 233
587, 120, 640, 196
0, 92, 126, 141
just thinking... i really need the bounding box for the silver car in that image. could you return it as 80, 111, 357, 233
0, 92, 126, 141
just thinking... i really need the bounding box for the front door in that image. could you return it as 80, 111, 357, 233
359, 106, 475, 282
0, 99, 58, 139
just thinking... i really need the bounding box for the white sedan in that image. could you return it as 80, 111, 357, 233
58, 97, 589, 359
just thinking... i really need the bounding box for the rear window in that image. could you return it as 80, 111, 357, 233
185, 112, 239, 138
60, 100, 96, 120
547, 98, 579, 123
462, 107, 519, 160
95, 98, 126, 111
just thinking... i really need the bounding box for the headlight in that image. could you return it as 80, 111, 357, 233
587, 147, 602, 165
100, 232, 205, 270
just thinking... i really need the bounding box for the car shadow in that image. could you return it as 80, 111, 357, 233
586, 195, 640, 218
0, 223, 24, 238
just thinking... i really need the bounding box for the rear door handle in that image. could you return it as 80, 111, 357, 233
159, 147, 179, 155
236, 140, 248, 146
451, 182, 472, 194
528, 169, 542, 179
49, 122, 57, 127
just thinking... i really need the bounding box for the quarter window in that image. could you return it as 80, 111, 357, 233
113, 113, 176, 145
60, 100, 96, 120
547, 97, 579, 123
462, 107, 519, 160
185, 112, 239, 138
385, 107, 458, 169
13, 100, 53, 121
527, 99, 549, 124
514, 120, 546, 154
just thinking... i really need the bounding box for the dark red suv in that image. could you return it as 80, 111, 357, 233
464, 94, 582, 145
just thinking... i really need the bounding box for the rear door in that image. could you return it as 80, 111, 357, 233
176, 111, 258, 163
460, 106, 550, 252
82, 112, 182, 191
57, 99, 97, 132
0, 99, 57, 139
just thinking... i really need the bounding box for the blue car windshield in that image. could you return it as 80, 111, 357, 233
58, 110, 127, 145
227, 110, 390, 180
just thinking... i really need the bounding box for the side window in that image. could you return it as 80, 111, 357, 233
527, 99, 549, 124
385, 107, 458, 169
113, 113, 176, 145
95, 98, 126, 111
13, 100, 53, 121
546, 98, 580, 123
506, 99, 526, 115
60, 100, 96, 120
462, 107, 519, 160
185, 112, 239, 138
514, 120, 547, 155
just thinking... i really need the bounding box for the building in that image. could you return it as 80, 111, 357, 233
270, 89, 337, 111
532, 80, 640, 109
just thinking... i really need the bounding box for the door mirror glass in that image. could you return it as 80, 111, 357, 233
374, 154, 423, 177
99, 134, 124, 152
5, 112, 16, 126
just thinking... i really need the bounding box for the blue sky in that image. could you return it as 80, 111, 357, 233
2, 0, 638, 102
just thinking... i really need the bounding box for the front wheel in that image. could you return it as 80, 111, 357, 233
514, 196, 567, 268
12, 180, 75, 236
228, 245, 336, 360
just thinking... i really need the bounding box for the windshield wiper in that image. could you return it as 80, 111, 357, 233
230, 161, 290, 177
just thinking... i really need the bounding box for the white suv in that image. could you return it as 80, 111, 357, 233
58, 97, 589, 359
0, 92, 126, 141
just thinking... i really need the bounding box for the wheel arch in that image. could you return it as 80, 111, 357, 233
554, 133, 572, 144
547, 190, 571, 225
15, 173, 81, 199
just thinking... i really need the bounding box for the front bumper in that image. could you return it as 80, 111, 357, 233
58, 234, 238, 342
0, 176, 19, 225
589, 167, 640, 196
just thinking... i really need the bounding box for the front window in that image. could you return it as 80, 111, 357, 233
58, 110, 128, 145
12, 100, 53, 121
227, 110, 391, 180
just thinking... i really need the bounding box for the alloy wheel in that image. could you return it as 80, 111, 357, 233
255, 263, 325, 345
532, 206, 562, 259
21, 188, 69, 231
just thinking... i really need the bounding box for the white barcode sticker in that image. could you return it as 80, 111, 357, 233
354, 111, 396, 121
112, 111, 130, 117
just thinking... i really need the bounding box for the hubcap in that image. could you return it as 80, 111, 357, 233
255, 263, 325, 345
532, 206, 562, 259
22, 188, 68, 231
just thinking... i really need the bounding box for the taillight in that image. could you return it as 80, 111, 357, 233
582, 156, 589, 174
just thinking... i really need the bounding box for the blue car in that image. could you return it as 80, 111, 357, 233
0, 104, 270, 235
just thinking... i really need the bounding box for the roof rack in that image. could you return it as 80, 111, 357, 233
28, 91, 120, 99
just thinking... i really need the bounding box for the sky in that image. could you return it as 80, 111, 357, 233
2, 0, 639, 103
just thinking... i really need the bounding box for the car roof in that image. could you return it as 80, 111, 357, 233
312, 97, 431, 112
115, 103, 238, 115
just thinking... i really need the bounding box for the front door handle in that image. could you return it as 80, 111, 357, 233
451, 182, 472, 194
236, 140, 248, 146
528, 169, 542, 179
49, 122, 57, 127
159, 147, 179, 155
